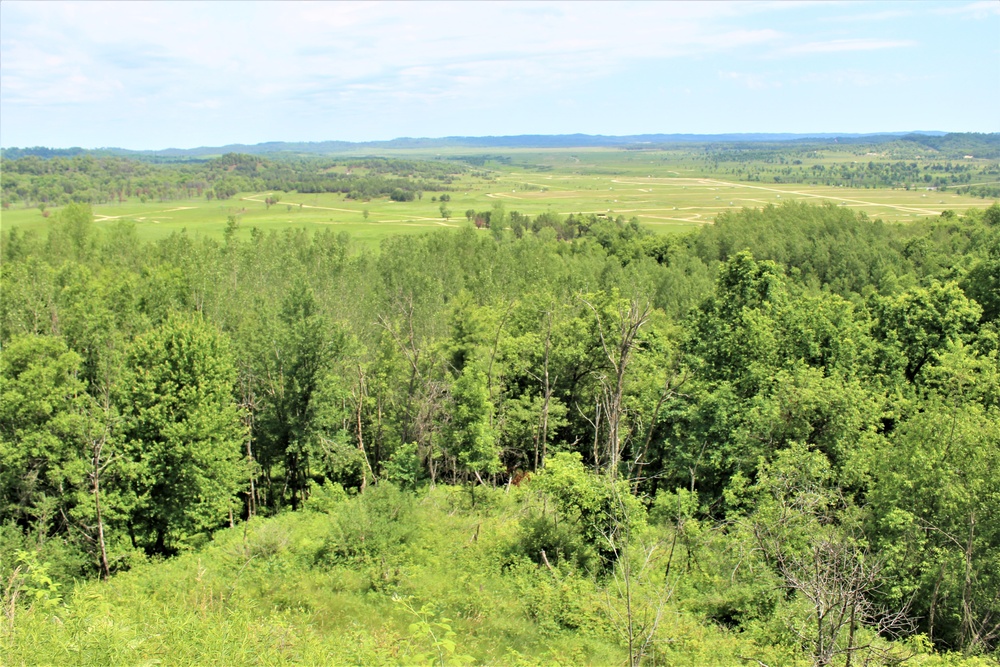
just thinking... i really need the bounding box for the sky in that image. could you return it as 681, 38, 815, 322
1, 0, 998, 150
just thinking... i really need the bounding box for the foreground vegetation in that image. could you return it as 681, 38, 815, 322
2, 195, 999, 664
7, 482, 996, 666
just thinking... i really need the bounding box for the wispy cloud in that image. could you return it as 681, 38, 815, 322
791, 70, 928, 87
718, 70, 782, 90
822, 9, 914, 24
784, 38, 917, 54
1, 0, 996, 147
1, 1, 786, 108
933, 1, 1000, 18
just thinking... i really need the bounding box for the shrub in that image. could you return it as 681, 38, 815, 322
315, 483, 416, 566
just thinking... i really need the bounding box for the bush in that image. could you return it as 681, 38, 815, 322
314, 483, 416, 566
516, 512, 596, 572
532, 452, 647, 569
304, 480, 349, 513
383, 442, 423, 489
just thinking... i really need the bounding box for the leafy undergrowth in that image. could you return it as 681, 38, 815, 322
2, 483, 992, 666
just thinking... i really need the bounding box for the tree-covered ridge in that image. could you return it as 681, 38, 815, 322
3, 132, 997, 159
2, 201, 999, 664
0, 154, 466, 208
712, 156, 999, 191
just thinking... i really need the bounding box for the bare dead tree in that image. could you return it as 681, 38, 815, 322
352, 363, 378, 490
237, 364, 260, 517
484, 300, 515, 420
377, 294, 451, 484
583, 296, 650, 480
2, 564, 25, 634
85, 388, 115, 580
600, 485, 675, 667
377, 293, 423, 445
576, 397, 602, 470
917, 514, 1000, 654
414, 379, 450, 486
758, 529, 914, 667
526, 309, 557, 471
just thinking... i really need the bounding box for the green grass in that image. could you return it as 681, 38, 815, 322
6, 483, 989, 666
0, 195, 468, 247
3, 148, 995, 245
2, 487, 632, 666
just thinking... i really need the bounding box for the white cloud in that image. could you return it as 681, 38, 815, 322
1, 0, 786, 113
791, 70, 927, 87
784, 38, 917, 54
1, 0, 996, 146
182, 99, 223, 110
718, 70, 782, 90
933, 1, 1000, 18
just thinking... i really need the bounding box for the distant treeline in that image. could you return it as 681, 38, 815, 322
0, 153, 465, 208
958, 183, 1000, 199
632, 132, 1000, 159
720, 158, 1000, 190
4, 131, 997, 161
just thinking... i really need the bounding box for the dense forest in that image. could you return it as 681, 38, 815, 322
0, 154, 465, 209
2, 200, 999, 664
713, 157, 1000, 191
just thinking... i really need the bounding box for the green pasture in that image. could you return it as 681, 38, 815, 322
486, 170, 994, 226
0, 195, 468, 247
2, 148, 995, 245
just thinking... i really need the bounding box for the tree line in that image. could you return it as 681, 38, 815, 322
0, 154, 466, 209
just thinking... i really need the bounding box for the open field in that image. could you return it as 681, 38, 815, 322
0, 195, 467, 245
3, 147, 996, 246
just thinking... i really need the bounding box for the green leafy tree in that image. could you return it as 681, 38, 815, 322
490, 201, 507, 230
247, 279, 346, 508
118, 315, 245, 553
872, 280, 982, 383
669, 251, 884, 505
46, 202, 94, 262
962, 235, 1000, 323
445, 365, 500, 481
685, 250, 786, 395
866, 351, 1000, 652
0, 335, 88, 530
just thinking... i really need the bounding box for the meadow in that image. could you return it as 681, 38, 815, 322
3, 147, 994, 246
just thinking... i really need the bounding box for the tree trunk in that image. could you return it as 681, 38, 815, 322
92, 460, 110, 579
961, 511, 976, 652
535, 311, 554, 471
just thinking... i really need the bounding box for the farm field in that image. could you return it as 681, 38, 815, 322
2, 147, 996, 246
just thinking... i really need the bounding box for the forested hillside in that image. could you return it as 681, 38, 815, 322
2, 201, 999, 665
0, 154, 465, 208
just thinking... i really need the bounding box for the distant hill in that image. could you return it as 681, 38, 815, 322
6, 131, 1000, 160
895, 132, 1000, 158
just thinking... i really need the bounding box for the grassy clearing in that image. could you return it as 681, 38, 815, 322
6, 484, 990, 666
2, 148, 995, 246
2, 487, 627, 665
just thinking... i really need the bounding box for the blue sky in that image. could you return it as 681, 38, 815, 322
1, 0, 997, 150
